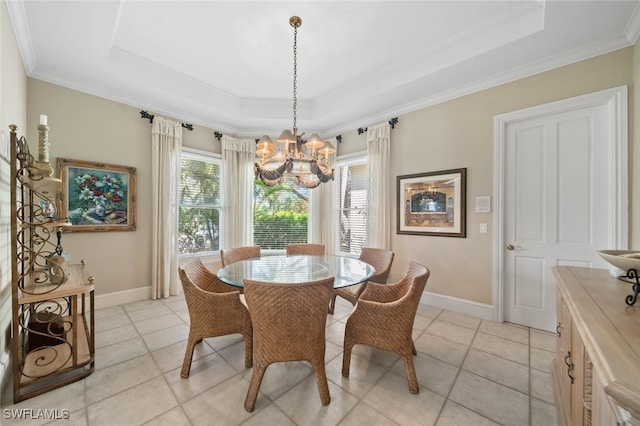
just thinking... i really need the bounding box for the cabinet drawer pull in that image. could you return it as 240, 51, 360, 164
565, 352, 574, 384
556, 322, 562, 337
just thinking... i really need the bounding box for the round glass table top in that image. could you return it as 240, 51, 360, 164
217, 255, 375, 288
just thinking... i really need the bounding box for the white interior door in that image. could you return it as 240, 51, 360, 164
494, 87, 627, 332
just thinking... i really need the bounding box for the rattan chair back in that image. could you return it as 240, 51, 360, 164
329, 247, 395, 314
178, 259, 253, 378
220, 245, 261, 267
285, 243, 325, 256
360, 247, 395, 284
342, 261, 430, 393
242, 276, 334, 412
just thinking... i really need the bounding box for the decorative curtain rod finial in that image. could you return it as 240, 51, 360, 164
140, 110, 154, 123
358, 117, 398, 135
213, 131, 223, 141
139, 111, 192, 130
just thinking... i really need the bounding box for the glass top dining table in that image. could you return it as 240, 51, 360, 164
217, 255, 375, 288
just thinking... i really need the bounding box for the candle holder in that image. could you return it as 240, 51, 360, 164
33, 122, 53, 177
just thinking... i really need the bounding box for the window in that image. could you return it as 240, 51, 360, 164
336, 156, 367, 256
253, 176, 309, 250
178, 149, 222, 256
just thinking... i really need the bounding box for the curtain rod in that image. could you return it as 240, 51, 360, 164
140, 111, 397, 138
139, 111, 193, 131
357, 117, 399, 135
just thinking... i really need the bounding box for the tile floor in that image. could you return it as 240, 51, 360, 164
2, 295, 558, 425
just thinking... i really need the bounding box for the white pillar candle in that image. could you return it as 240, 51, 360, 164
39, 114, 47, 126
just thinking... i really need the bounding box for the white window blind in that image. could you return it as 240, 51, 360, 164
254, 175, 309, 250
178, 150, 222, 256
337, 158, 367, 255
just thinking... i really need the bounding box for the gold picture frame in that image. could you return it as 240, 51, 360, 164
56, 158, 136, 232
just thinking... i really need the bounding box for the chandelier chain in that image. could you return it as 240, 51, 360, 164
253, 16, 335, 189
292, 25, 298, 134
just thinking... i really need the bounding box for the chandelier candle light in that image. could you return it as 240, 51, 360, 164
254, 16, 335, 189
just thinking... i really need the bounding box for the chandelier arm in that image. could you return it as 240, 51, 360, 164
258, 174, 284, 187
296, 176, 322, 189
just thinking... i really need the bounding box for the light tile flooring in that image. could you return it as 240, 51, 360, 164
2, 295, 558, 426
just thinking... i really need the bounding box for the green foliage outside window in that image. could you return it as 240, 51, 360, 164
179, 155, 221, 255
253, 210, 308, 249
253, 177, 309, 249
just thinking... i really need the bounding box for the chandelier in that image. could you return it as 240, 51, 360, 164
254, 16, 335, 189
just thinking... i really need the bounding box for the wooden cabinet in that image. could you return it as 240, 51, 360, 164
556, 289, 573, 411
10, 125, 96, 402
552, 266, 640, 425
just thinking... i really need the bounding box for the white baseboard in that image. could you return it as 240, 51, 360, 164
95, 286, 152, 309
94, 287, 495, 321
421, 291, 494, 321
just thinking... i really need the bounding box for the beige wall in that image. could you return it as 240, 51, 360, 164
336, 48, 634, 304
0, 7, 635, 404
26, 80, 220, 296
0, 0, 27, 404
16, 42, 640, 308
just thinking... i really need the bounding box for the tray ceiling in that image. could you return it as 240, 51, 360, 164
7, 0, 640, 136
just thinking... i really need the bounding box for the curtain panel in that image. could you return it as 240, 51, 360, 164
222, 136, 255, 248
366, 123, 391, 249
151, 117, 182, 299
309, 137, 337, 253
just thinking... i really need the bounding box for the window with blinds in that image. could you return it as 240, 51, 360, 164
337, 157, 367, 256
254, 175, 309, 250
178, 150, 222, 256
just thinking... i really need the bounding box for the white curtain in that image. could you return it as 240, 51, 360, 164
309, 137, 337, 253
151, 116, 182, 299
222, 135, 255, 248
366, 123, 391, 249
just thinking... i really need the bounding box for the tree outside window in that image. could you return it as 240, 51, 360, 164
337, 158, 367, 256
179, 151, 222, 256
253, 175, 309, 250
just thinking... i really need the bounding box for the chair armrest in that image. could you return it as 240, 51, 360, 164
350, 298, 414, 331
201, 277, 237, 293
189, 287, 247, 315
359, 281, 405, 303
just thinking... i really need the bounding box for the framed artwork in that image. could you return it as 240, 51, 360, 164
397, 168, 466, 237
56, 158, 136, 232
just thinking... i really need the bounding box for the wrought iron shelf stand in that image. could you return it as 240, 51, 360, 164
10, 124, 96, 402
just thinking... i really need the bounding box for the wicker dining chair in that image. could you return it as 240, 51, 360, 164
328, 247, 395, 314
342, 261, 430, 394
285, 243, 325, 256
178, 259, 253, 378
220, 245, 261, 267
242, 276, 335, 412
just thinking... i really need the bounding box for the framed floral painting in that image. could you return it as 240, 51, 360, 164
56, 158, 136, 232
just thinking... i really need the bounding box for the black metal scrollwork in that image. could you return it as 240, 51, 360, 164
619, 268, 640, 306
556, 322, 562, 337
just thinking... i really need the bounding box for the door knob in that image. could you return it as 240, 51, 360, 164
506, 244, 522, 251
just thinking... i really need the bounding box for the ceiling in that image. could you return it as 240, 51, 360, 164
7, 0, 640, 137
